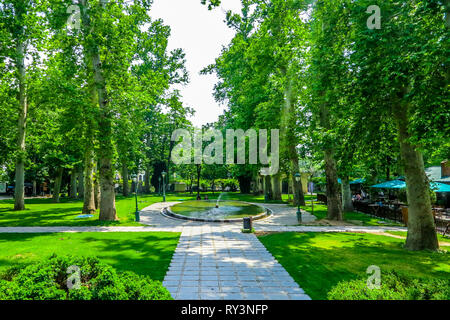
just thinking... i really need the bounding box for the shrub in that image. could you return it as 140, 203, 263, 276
0, 255, 172, 300
328, 271, 450, 300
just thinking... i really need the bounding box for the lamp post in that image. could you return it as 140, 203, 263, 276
294, 173, 302, 223
161, 171, 166, 202
132, 174, 140, 222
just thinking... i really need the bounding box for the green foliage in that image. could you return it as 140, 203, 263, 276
0, 255, 172, 300
328, 271, 450, 300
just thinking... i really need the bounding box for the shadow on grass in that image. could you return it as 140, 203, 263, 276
258, 232, 450, 300
0, 232, 180, 281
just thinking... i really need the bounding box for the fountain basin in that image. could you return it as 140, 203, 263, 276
163, 200, 271, 222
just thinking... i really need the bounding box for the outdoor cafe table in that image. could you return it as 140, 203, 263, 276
434, 214, 450, 236
368, 203, 381, 216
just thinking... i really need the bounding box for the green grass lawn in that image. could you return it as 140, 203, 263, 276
386, 231, 450, 243
0, 193, 220, 227
0, 195, 151, 227
0, 191, 369, 227
258, 232, 450, 300
0, 192, 308, 227
0, 232, 180, 281
300, 201, 403, 226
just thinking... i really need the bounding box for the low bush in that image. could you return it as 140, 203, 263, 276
328, 271, 449, 300
0, 255, 172, 300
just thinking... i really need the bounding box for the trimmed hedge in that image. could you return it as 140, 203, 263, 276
0, 255, 172, 300
328, 271, 449, 300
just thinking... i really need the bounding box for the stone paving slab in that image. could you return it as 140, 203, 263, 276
252, 203, 316, 225
0, 225, 407, 233
163, 227, 311, 300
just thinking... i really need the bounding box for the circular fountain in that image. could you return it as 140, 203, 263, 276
163, 194, 271, 222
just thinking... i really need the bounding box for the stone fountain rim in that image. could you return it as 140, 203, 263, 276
161, 201, 272, 223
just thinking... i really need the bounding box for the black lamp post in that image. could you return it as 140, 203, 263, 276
132, 174, 139, 222
161, 171, 166, 202
294, 173, 302, 223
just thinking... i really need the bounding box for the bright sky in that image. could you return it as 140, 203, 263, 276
150, 0, 242, 127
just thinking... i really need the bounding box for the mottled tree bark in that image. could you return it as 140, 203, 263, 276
94, 172, 101, 211
395, 101, 438, 251
70, 170, 77, 199
31, 180, 36, 196
342, 176, 353, 212
272, 174, 282, 201
282, 77, 305, 206
83, 149, 95, 214
320, 103, 343, 220
77, 165, 84, 199
291, 162, 305, 206
144, 165, 151, 194
80, 0, 117, 221
52, 167, 64, 203
14, 39, 27, 211
264, 175, 273, 200
196, 164, 201, 199
324, 149, 342, 220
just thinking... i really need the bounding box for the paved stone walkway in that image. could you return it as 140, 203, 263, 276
0, 201, 407, 300
254, 203, 316, 226
163, 226, 310, 300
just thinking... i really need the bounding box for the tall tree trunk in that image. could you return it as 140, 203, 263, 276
80, 0, 117, 221
196, 164, 201, 198
264, 175, 273, 200
52, 167, 64, 203
77, 165, 84, 198
342, 176, 353, 212
291, 172, 304, 206
14, 39, 27, 211
144, 165, 151, 194
83, 149, 96, 214
394, 101, 438, 251
32, 180, 36, 197
291, 160, 305, 206
166, 141, 174, 188
324, 148, 342, 220
281, 76, 305, 206
94, 170, 101, 210
272, 174, 282, 201
70, 170, 77, 199
122, 163, 129, 196
320, 103, 343, 220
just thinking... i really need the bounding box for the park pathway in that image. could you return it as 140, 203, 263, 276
0, 201, 407, 300
163, 225, 310, 300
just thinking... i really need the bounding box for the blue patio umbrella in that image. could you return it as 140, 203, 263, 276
337, 178, 366, 184
370, 180, 406, 189
371, 180, 450, 192
350, 178, 366, 184
430, 182, 450, 193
